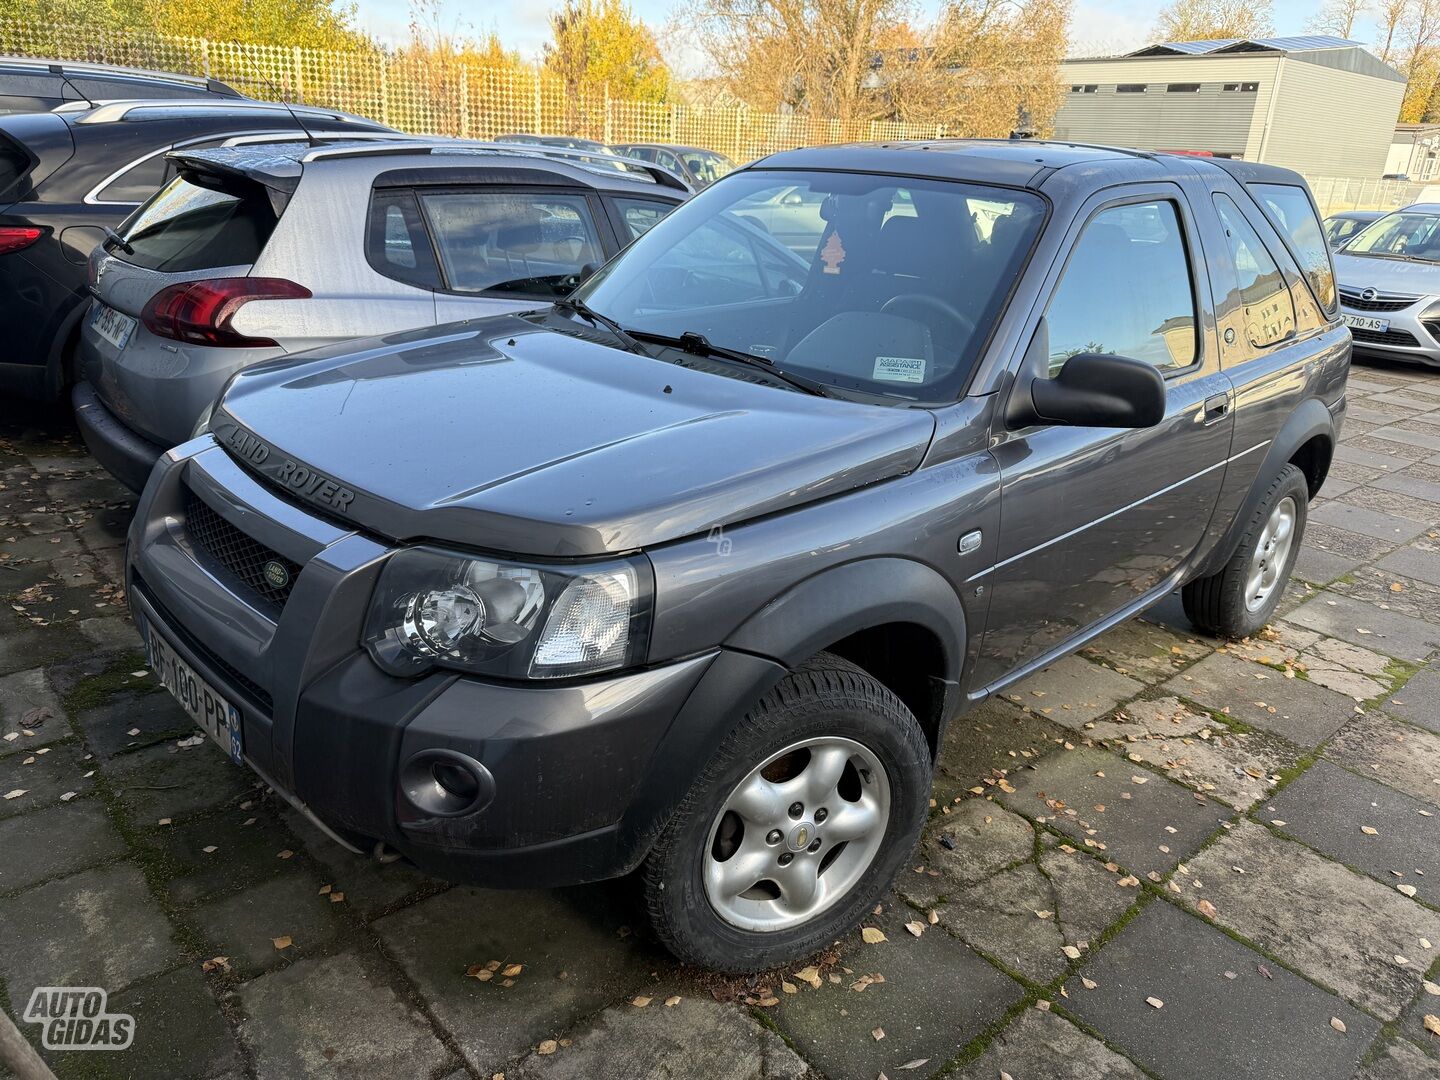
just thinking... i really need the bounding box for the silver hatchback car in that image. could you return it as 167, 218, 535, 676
1333, 201, 1440, 368
74, 140, 690, 491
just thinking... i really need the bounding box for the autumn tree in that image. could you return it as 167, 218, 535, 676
1151, 0, 1275, 41
140, 0, 368, 49
543, 0, 671, 103
1307, 0, 1368, 37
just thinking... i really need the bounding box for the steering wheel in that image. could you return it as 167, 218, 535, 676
881, 292, 976, 341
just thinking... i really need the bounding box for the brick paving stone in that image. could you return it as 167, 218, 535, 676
1380, 541, 1440, 589
74, 691, 192, 758
1079, 619, 1213, 684
1334, 444, 1420, 471
1397, 979, 1440, 1061
1164, 652, 1357, 747
104, 741, 261, 822
192, 871, 347, 977
278, 806, 439, 918
953, 1008, 1146, 1080
40, 966, 241, 1080
1063, 899, 1378, 1080
770, 907, 1022, 1080
1388, 663, 1440, 734
1297, 543, 1368, 585
1372, 426, 1440, 454
1352, 1037, 1440, 1080
907, 801, 1036, 896
0, 863, 179, 1007
237, 951, 453, 1080
997, 747, 1228, 876
0, 667, 66, 746
1377, 470, 1440, 504
1311, 501, 1431, 541
0, 741, 94, 819
907, 839, 1137, 984
1302, 521, 1399, 565
0, 798, 124, 893
999, 655, 1146, 725
1334, 566, 1440, 624
932, 698, 1069, 807
1083, 694, 1212, 742
1183, 821, 1440, 1020
510, 996, 811, 1080
155, 808, 304, 906
1330, 484, 1440, 524
1325, 713, 1440, 810
1125, 727, 1297, 811
1264, 759, 1440, 903
373, 885, 657, 1073
1287, 592, 1440, 661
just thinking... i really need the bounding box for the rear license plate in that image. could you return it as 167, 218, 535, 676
1342, 313, 1389, 333
90, 302, 136, 351
142, 619, 244, 765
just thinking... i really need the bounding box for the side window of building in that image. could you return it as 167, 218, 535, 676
1249, 182, 1337, 314
366, 189, 444, 290
1212, 193, 1296, 354
1045, 199, 1198, 375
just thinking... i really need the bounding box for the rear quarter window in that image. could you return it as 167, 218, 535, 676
1250, 182, 1336, 313
0, 135, 31, 201
115, 173, 278, 272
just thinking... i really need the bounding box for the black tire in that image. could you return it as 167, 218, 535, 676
642, 652, 931, 972
1182, 463, 1309, 639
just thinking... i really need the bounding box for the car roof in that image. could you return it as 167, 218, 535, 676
1328, 209, 1385, 218
167, 138, 692, 196
749, 138, 1308, 190
0, 56, 240, 96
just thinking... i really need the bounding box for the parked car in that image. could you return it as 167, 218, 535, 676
1332, 202, 1440, 367
1323, 209, 1383, 248
612, 143, 736, 189
0, 57, 243, 115
76, 140, 690, 491
0, 98, 393, 401
127, 142, 1347, 972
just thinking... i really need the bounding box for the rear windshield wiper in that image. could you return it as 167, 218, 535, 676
103, 226, 134, 255
553, 296, 647, 354
628, 329, 833, 398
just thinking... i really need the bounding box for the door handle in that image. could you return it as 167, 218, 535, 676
1202, 394, 1231, 425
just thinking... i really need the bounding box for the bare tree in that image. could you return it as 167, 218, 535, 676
1152, 0, 1275, 41
1307, 0, 1369, 37
1376, 0, 1410, 63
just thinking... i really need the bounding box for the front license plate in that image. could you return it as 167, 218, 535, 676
89, 302, 136, 351
143, 620, 244, 765
1343, 313, 1390, 333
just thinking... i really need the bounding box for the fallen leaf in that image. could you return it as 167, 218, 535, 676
537, 1040, 558, 1056
897, 1060, 929, 1070
794, 965, 823, 989
904, 920, 925, 937
1423, 1015, 1440, 1037
2, 789, 25, 800
319, 884, 333, 895
1196, 899, 1219, 920
630, 996, 651, 1007
1146, 996, 1164, 1009
1360, 826, 1378, 836
755, 996, 780, 1007
277, 849, 295, 859
871, 1027, 885, 1041
1081, 977, 1097, 990
664, 996, 681, 1007
157, 818, 172, 826
861, 927, 887, 944
781, 981, 797, 994
1062, 945, 1081, 960
271, 935, 292, 950
1399, 884, 1419, 897
1330, 1017, 1347, 1033
1423, 980, 1440, 996
202, 845, 218, 854
502, 964, 523, 977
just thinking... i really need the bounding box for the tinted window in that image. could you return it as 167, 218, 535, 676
0, 134, 30, 200
1252, 183, 1336, 311
116, 174, 277, 272
420, 190, 603, 297
1047, 200, 1197, 374
614, 197, 676, 241
96, 152, 170, 203
579, 171, 1046, 401
679, 150, 734, 186
1214, 193, 1295, 352
367, 190, 443, 289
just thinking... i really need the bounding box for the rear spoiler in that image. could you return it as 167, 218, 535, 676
0, 112, 75, 204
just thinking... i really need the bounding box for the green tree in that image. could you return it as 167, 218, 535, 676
543, 0, 670, 102
141, 0, 370, 49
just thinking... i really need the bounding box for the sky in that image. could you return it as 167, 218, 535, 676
351, 0, 1394, 73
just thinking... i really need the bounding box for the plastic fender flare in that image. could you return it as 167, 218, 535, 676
724, 557, 966, 683
43, 288, 91, 400
1198, 397, 1335, 579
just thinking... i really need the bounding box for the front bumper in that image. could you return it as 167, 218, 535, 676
1338, 293, 1440, 366
72, 380, 166, 493
127, 438, 776, 886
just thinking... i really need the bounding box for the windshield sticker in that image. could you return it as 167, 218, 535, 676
820, 232, 846, 274
873, 355, 926, 383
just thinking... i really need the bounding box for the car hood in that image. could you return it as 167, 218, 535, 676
1333, 251, 1440, 297
210, 316, 936, 556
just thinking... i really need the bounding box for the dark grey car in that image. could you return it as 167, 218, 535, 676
126, 140, 1348, 972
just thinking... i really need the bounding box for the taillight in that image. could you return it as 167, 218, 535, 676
0, 226, 43, 256
140, 277, 311, 348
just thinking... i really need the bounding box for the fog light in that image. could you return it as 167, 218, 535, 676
431, 759, 480, 802
399, 749, 494, 817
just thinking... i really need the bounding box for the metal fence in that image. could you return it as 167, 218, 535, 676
0, 20, 955, 160
1303, 175, 1437, 215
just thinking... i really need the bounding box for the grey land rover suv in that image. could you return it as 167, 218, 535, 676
126, 140, 1348, 972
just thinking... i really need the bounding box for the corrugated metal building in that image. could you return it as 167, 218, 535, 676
1054, 37, 1405, 179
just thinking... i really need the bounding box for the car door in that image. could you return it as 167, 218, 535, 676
974, 183, 1235, 689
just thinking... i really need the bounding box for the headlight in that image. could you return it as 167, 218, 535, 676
363, 546, 651, 680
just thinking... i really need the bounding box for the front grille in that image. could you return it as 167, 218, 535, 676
1349, 325, 1420, 347
1339, 288, 1420, 313
184, 491, 302, 611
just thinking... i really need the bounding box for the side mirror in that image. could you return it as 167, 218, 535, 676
1027, 352, 1166, 428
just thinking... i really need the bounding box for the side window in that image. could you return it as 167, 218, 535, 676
1046, 200, 1198, 375
1213, 193, 1296, 352
1250, 183, 1337, 313
366, 190, 443, 290
418, 190, 604, 297
95, 152, 170, 204
613, 197, 677, 241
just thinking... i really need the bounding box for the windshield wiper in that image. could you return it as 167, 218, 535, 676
103, 226, 134, 255
628, 329, 833, 397
553, 296, 647, 354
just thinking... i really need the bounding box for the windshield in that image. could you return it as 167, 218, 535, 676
575, 170, 1046, 402
1341, 209, 1440, 260
680, 150, 735, 185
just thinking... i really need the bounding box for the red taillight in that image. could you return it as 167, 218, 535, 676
0, 226, 43, 256
140, 277, 311, 348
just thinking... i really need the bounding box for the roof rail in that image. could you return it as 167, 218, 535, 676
71, 99, 368, 124
218, 130, 415, 149
299, 139, 692, 191
0, 56, 233, 91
